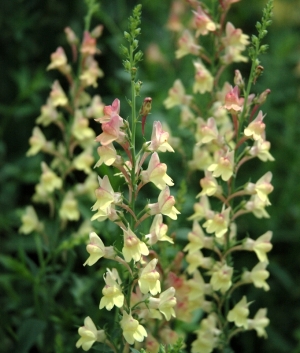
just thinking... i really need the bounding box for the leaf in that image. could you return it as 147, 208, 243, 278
15, 318, 46, 353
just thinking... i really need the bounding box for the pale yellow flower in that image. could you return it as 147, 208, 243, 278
210, 263, 233, 293
138, 259, 161, 295
59, 191, 80, 221
122, 226, 149, 263
76, 316, 106, 351
227, 296, 250, 329
120, 311, 147, 344
99, 269, 124, 311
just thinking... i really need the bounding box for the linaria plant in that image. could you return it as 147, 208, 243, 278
19, 0, 104, 344
76, 5, 181, 353
164, 0, 274, 352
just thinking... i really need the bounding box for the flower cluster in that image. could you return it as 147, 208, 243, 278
20, 23, 106, 248
77, 5, 179, 352
164, 0, 274, 351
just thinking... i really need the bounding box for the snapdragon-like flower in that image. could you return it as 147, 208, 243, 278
96, 114, 125, 146
99, 268, 124, 311
192, 314, 219, 353
19, 206, 43, 235
80, 31, 98, 56
122, 225, 149, 262
243, 231, 273, 263
72, 110, 95, 143
73, 148, 94, 174
50, 80, 68, 107
244, 110, 266, 141
175, 30, 201, 58
76, 316, 106, 351
59, 191, 80, 221
245, 194, 270, 218
86, 95, 104, 119
188, 195, 212, 221
223, 22, 249, 49
224, 85, 244, 113
164, 79, 192, 109
95, 98, 120, 124
148, 186, 180, 220
249, 138, 275, 162
248, 308, 270, 338
84, 232, 115, 266
148, 121, 174, 152
203, 207, 231, 238
198, 172, 220, 197
246, 171, 273, 205
207, 149, 234, 181
242, 262, 270, 291
184, 221, 207, 253
36, 97, 60, 126
149, 287, 177, 320
192, 6, 216, 37
186, 250, 214, 274
195, 117, 219, 145
80, 57, 103, 88
138, 258, 161, 295
210, 262, 233, 293
120, 311, 147, 345
227, 296, 250, 329
146, 214, 173, 245
47, 47, 68, 71
26, 127, 47, 156
94, 143, 117, 168
193, 61, 214, 94
187, 270, 208, 302
40, 162, 62, 193
91, 175, 121, 221
140, 152, 174, 190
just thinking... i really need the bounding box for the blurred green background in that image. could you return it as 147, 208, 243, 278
1, 0, 300, 352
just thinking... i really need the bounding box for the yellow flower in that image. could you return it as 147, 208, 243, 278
76, 316, 106, 351
73, 148, 94, 174
59, 191, 80, 221
203, 208, 231, 238
243, 231, 273, 263
175, 30, 201, 58
148, 186, 180, 220
248, 308, 270, 338
210, 263, 233, 293
50, 80, 68, 107
140, 152, 174, 190
193, 61, 214, 94
149, 287, 177, 321
120, 311, 147, 345
40, 162, 62, 193
138, 259, 161, 295
26, 127, 47, 156
99, 269, 124, 311
184, 221, 205, 254
146, 214, 173, 245
164, 79, 192, 109
242, 262, 270, 291
207, 149, 234, 181
227, 296, 250, 329
122, 226, 149, 262
244, 111, 266, 141
83, 232, 115, 266
94, 143, 117, 167
91, 175, 121, 221
19, 206, 43, 235
186, 250, 214, 274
